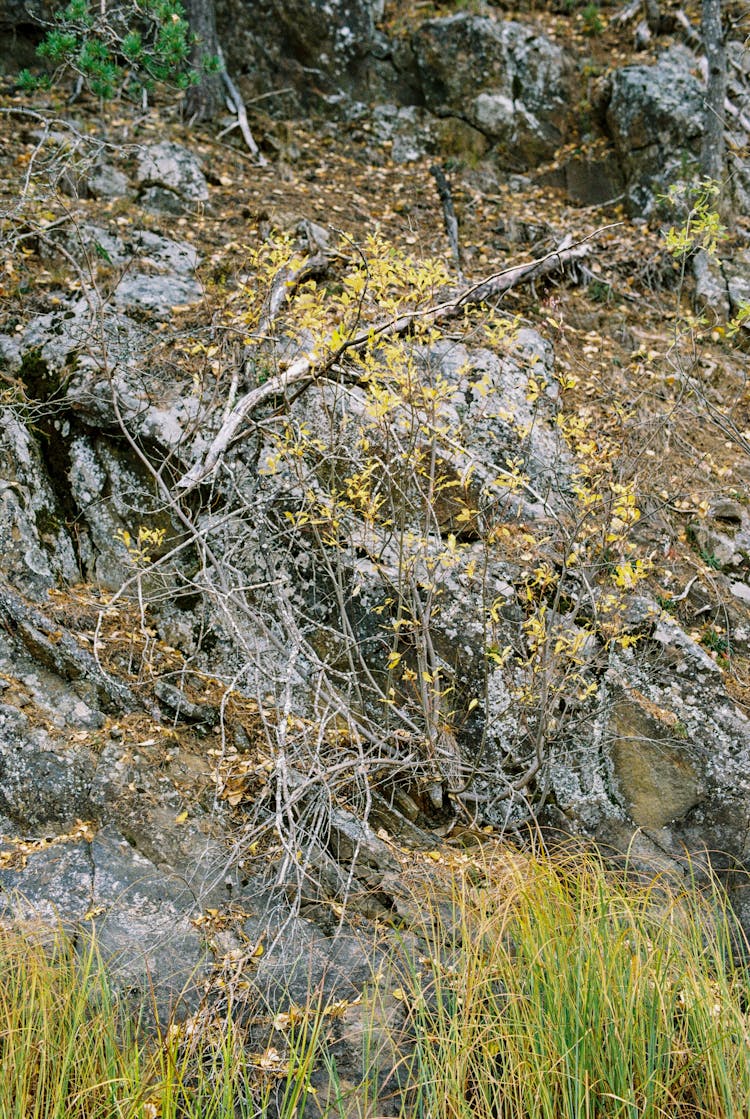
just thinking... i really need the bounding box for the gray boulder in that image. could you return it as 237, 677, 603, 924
412, 15, 572, 167
240, 327, 569, 811
60, 160, 130, 201
242, 908, 377, 1009
264, 0, 384, 71
602, 47, 704, 213
726, 250, 750, 319
0, 823, 210, 1018
89, 826, 208, 1011
546, 608, 750, 893
0, 839, 94, 931
688, 497, 750, 574
0, 702, 97, 830
693, 249, 731, 321
217, 0, 401, 113
111, 272, 203, 319
58, 224, 200, 276
85, 161, 129, 199
136, 141, 209, 207
370, 103, 435, 163
3, 300, 194, 588
52, 223, 204, 320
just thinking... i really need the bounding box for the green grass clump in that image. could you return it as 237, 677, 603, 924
0, 930, 150, 1119
0, 926, 321, 1119
1, 850, 749, 1119
399, 849, 750, 1119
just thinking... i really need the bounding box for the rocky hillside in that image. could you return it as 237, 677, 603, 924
0, 0, 749, 1055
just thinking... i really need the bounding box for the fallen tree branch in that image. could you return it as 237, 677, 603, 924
218, 46, 266, 163
430, 163, 463, 282
256, 249, 330, 340
612, 0, 641, 23
177, 227, 614, 489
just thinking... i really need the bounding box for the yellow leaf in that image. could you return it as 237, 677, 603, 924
174, 810, 188, 824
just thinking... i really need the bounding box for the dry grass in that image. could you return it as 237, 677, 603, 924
2, 849, 748, 1118
395, 849, 750, 1119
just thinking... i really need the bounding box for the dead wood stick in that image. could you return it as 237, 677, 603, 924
218, 46, 266, 163
0, 582, 143, 713
724, 97, 750, 135
673, 7, 701, 46
430, 163, 463, 282
177, 230, 608, 490
454, 232, 587, 305
612, 0, 641, 23
256, 250, 329, 340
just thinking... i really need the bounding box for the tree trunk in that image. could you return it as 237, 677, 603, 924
184, 0, 224, 122
700, 0, 726, 183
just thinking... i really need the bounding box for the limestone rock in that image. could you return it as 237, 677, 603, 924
112, 272, 203, 319
136, 141, 209, 205
688, 502, 750, 574
412, 15, 572, 167
725, 250, 750, 318
0, 410, 79, 596
609, 696, 704, 829
61, 160, 129, 201
546, 613, 750, 885
602, 47, 704, 213
242, 908, 376, 1009
89, 826, 208, 1013
12, 222, 205, 591
264, 0, 384, 72
86, 161, 129, 199
0, 702, 97, 830
370, 103, 435, 163
0, 839, 94, 931
43, 223, 204, 320
694, 250, 730, 322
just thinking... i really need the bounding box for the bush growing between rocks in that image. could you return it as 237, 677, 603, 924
177, 229, 652, 868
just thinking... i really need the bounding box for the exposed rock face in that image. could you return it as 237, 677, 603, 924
0, 0, 51, 25
0, 707, 97, 830
89, 826, 210, 1006
0, 0, 50, 70
218, 0, 396, 110
262, 0, 384, 72
0, 410, 80, 596
136, 141, 210, 212
412, 15, 572, 167
601, 47, 704, 212
1, 222, 206, 590
689, 498, 750, 575
0, 612, 409, 1024
4, 0, 749, 221
5, 207, 750, 933
1, 0, 750, 1043
694, 249, 731, 321
546, 610, 750, 898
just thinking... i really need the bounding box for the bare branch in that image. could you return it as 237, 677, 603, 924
177, 228, 611, 489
